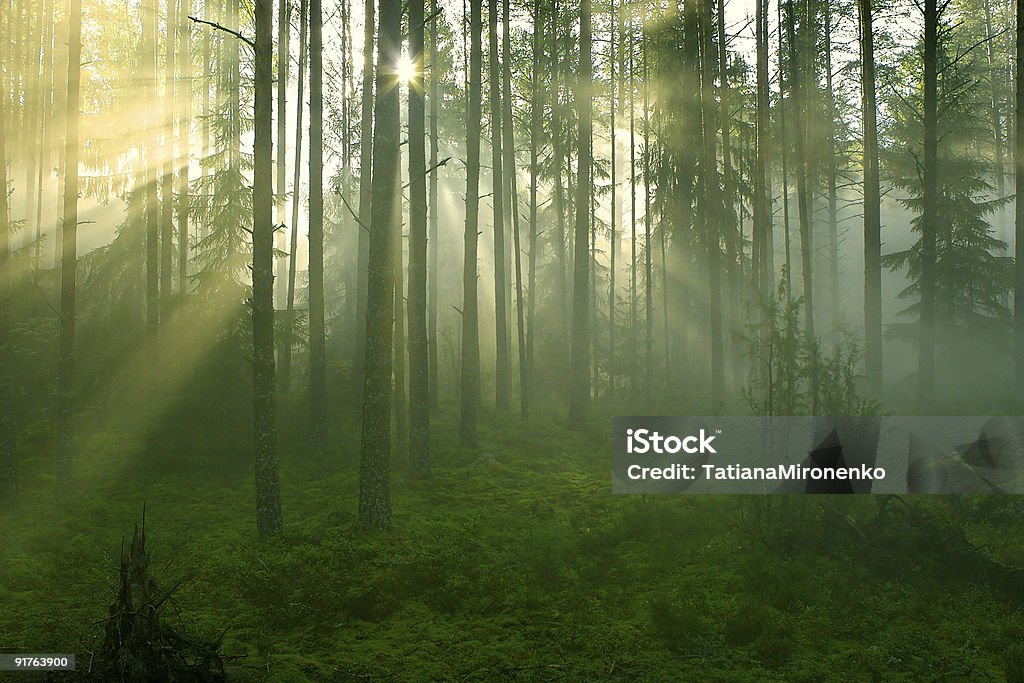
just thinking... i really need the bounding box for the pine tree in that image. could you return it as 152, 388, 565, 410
253, 0, 283, 539
359, 0, 401, 528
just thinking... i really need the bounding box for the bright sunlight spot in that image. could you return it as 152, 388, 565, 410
396, 54, 416, 85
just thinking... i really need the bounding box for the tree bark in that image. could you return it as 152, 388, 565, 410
354, 0, 376, 389
526, 0, 542, 418
253, 0, 283, 539
920, 0, 938, 403
569, 0, 592, 428
701, 0, 724, 403
275, 0, 289, 309
460, 0, 483, 448
500, 0, 527, 419
177, 0, 191, 295
488, 0, 510, 412
359, 0, 401, 528
0, 92, 15, 500
280, 0, 307, 391
753, 0, 773, 296
428, 0, 440, 410
1015, 0, 1024, 402
409, 0, 431, 472
161, 0, 176, 304
144, 0, 160, 344
309, 0, 327, 452
861, 0, 882, 395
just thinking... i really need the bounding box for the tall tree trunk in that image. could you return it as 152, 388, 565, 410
643, 41, 653, 407
276, 0, 290, 309
309, 0, 327, 452
281, 0, 307, 391
1015, 0, 1024, 402
360, 0, 401, 528
354, 0, 376, 389
392, 167, 407, 458
920, 0, 938, 403
526, 0, 542, 418
701, 0, 724, 403
428, 0, 440, 410
551, 0, 568, 355
33, 0, 55, 270
569, 0, 592, 428
177, 0, 191, 295
716, 0, 737, 332
161, 0, 176, 304
144, 0, 160, 344
777, 0, 792, 301
753, 0, 773, 296
608, 0, 618, 402
58, 0, 82, 491
0, 92, 15, 500
500, 0, 527, 419
825, 3, 839, 334
861, 0, 882, 395
786, 0, 814, 337
460, 0, 484, 447
253, 0, 283, 539
488, 0, 510, 412
629, 16, 638, 399
409, 0, 431, 472
984, 0, 1006, 241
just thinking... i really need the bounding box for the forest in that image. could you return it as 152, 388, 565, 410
3, 0, 1024, 676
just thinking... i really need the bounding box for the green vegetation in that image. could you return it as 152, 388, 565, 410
3, 407, 1023, 681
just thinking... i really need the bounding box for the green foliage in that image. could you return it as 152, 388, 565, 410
738, 275, 879, 416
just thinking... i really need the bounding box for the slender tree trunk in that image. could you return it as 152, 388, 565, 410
1014, 0, 1024, 401
920, 0, 938, 403
786, 0, 814, 337
58, 0, 82, 492
861, 0, 882, 395
161, 0, 176, 304
701, 0, 724, 403
354, 0, 376, 389
428, 0, 440, 410
409, 0, 431, 472
253, 0, 283, 539
488, 0, 510, 411
500, 0, 527, 419
281, 0, 307, 390
777, 0, 792, 301
753, 0, 773, 296
984, 0, 1006, 241
825, 4, 839, 334
276, 0, 290, 309
551, 0, 568, 353
33, 0, 55, 270
569, 0, 592, 428
144, 0, 160, 343
717, 0, 737, 331
0, 92, 15, 500
526, 0, 542, 418
359, 0, 401, 528
460, 0, 483, 448
629, 16, 638, 399
392, 167, 407, 457
643, 42, 653, 407
177, 0, 191, 295
608, 0, 617, 401
309, 0, 327, 452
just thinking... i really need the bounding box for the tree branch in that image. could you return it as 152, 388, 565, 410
188, 15, 255, 49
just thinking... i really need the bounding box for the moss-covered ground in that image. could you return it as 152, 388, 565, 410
2, 402, 1024, 681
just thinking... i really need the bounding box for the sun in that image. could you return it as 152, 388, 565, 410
396, 54, 416, 85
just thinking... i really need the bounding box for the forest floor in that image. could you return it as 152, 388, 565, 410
2, 402, 1024, 682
